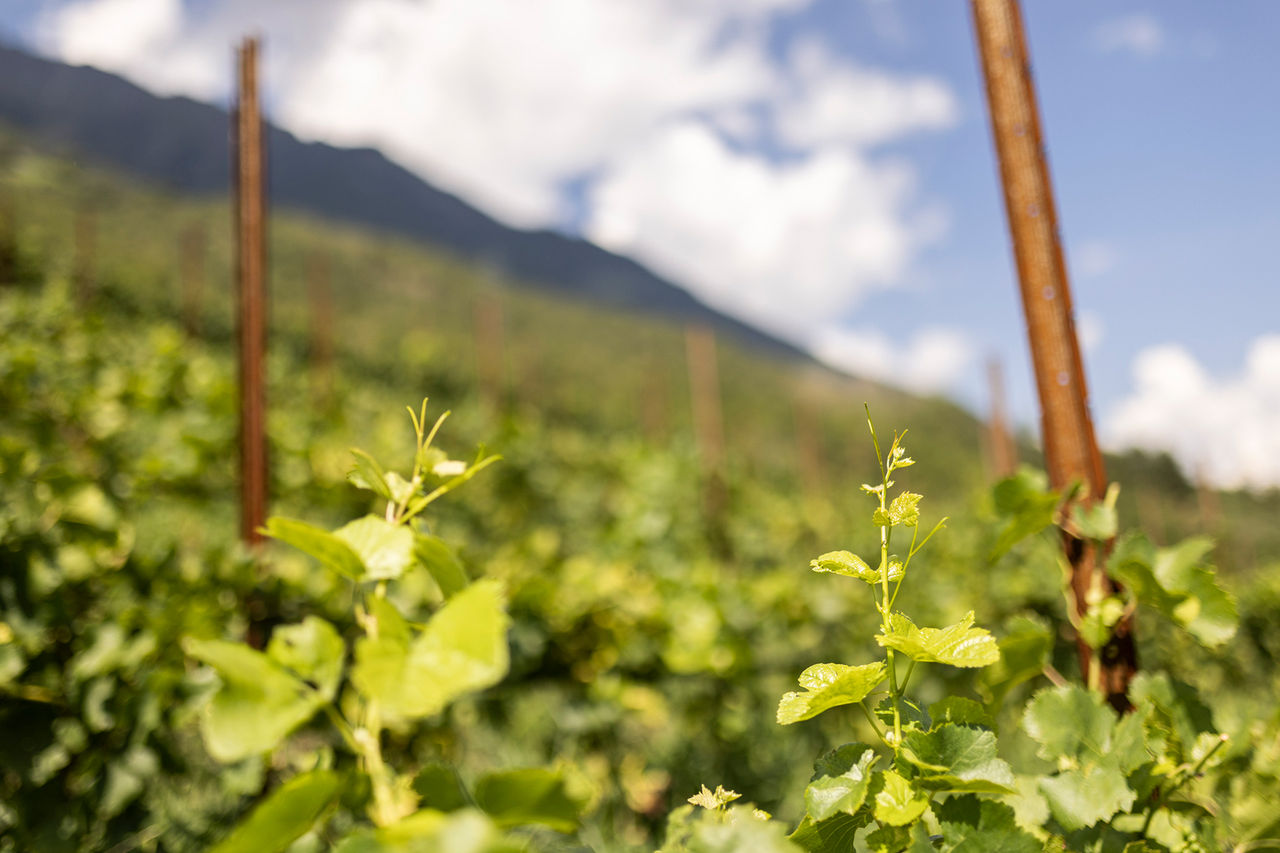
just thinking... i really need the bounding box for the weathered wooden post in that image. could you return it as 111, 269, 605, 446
307, 250, 335, 407
792, 389, 825, 497
985, 357, 1018, 479
685, 324, 727, 531
971, 0, 1136, 707
473, 290, 505, 409
181, 223, 206, 338
73, 206, 96, 305
234, 35, 268, 546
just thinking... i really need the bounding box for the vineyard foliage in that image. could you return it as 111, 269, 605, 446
3, 144, 1280, 850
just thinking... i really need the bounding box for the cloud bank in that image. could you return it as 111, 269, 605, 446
1093, 14, 1165, 58
1104, 336, 1280, 491
33, 0, 964, 382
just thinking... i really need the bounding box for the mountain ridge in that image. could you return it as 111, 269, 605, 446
0, 42, 805, 358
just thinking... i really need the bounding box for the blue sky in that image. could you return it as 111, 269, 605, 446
3, 0, 1279, 488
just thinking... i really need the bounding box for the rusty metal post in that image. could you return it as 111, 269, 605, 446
474, 291, 505, 408
792, 390, 825, 497
181, 223, 206, 338
73, 206, 96, 305
985, 357, 1018, 479
685, 324, 727, 529
971, 0, 1136, 707
307, 250, 335, 407
0, 195, 16, 284
234, 36, 268, 546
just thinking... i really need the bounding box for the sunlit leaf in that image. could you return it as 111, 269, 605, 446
872, 770, 928, 826
335, 516, 415, 581
265, 517, 365, 581
474, 768, 585, 833
267, 617, 344, 700
777, 662, 887, 725
184, 638, 325, 762
876, 611, 1000, 668
211, 769, 340, 853
805, 744, 878, 822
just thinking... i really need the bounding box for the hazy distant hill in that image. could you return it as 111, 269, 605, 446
0, 42, 803, 357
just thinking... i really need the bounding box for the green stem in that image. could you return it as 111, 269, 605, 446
899, 660, 918, 696
858, 701, 889, 746
1141, 734, 1229, 836
878, 478, 901, 751
323, 704, 360, 753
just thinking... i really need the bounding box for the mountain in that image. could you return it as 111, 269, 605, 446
0, 42, 803, 358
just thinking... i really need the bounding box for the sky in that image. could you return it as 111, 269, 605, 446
2, 0, 1278, 490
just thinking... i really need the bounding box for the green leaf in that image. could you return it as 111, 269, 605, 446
1069, 484, 1119, 541
366, 595, 411, 646
265, 517, 365, 581
809, 551, 902, 585
353, 580, 510, 719
413, 763, 470, 812
789, 813, 867, 852
1165, 561, 1237, 648
876, 611, 1000, 668
335, 516, 415, 581
1023, 684, 1148, 772
980, 615, 1053, 707
1110, 534, 1237, 648
872, 770, 928, 826
872, 508, 893, 527
810, 551, 874, 583
804, 744, 878, 822
1022, 684, 1115, 763
348, 449, 394, 501
333, 808, 521, 853
1129, 673, 1214, 762
183, 638, 326, 762
415, 534, 469, 598
661, 805, 802, 853
473, 768, 584, 833
989, 470, 1059, 561
928, 697, 995, 729
688, 785, 741, 810
267, 617, 344, 700
777, 662, 887, 725
888, 492, 922, 527
384, 471, 416, 505
1038, 763, 1135, 832
900, 724, 1015, 794
934, 795, 1041, 853
874, 695, 930, 735
211, 769, 341, 853
1078, 596, 1126, 650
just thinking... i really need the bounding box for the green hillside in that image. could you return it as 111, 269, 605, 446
4, 128, 1280, 851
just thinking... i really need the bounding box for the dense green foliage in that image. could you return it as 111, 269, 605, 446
4, 138, 1280, 850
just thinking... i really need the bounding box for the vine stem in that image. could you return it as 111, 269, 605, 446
858, 701, 888, 745
1141, 733, 1229, 836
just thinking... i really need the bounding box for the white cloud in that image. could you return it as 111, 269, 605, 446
1072, 240, 1118, 279
277, 0, 793, 226
35, 0, 352, 102
585, 121, 929, 339
1093, 14, 1164, 58
32, 0, 962, 394
34, 0, 214, 96
1104, 336, 1280, 490
774, 40, 958, 150
812, 326, 976, 394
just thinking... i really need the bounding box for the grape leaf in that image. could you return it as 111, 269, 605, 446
876, 612, 1000, 668
777, 662, 887, 725
184, 638, 325, 762
804, 744, 878, 822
